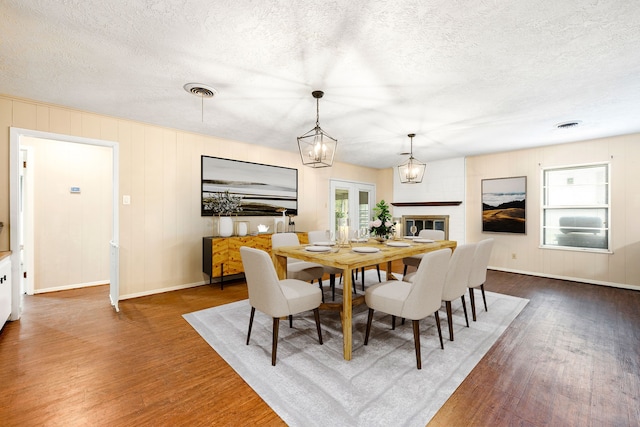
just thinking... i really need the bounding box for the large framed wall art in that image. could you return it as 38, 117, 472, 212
481, 176, 526, 234
201, 156, 298, 216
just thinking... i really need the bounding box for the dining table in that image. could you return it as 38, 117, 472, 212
271, 237, 457, 360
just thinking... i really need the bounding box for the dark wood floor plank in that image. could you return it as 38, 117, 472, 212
1, 266, 639, 426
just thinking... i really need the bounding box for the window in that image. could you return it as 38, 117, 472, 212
541, 163, 610, 252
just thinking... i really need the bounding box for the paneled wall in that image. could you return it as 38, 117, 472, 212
0, 95, 391, 299
465, 134, 640, 289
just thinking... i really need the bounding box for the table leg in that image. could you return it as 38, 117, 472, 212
385, 261, 396, 280
274, 254, 287, 280
342, 267, 353, 360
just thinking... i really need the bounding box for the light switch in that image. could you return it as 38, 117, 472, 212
123, 195, 131, 205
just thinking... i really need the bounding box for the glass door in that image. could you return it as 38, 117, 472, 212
329, 179, 375, 240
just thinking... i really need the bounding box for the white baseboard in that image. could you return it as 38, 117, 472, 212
34, 280, 108, 294
490, 267, 640, 292
119, 280, 210, 300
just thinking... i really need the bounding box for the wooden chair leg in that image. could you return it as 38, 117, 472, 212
392, 315, 396, 330
272, 317, 280, 366
289, 314, 293, 328
469, 288, 477, 321
446, 301, 454, 341
434, 311, 444, 350
412, 319, 422, 370
376, 265, 381, 282
480, 284, 488, 312
403, 264, 408, 277
361, 267, 365, 290
313, 308, 323, 345
246, 307, 255, 345
461, 295, 469, 327
364, 308, 374, 345
318, 279, 324, 303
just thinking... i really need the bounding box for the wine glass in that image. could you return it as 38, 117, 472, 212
410, 225, 417, 237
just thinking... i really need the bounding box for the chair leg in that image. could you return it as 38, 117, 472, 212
361, 267, 365, 290
313, 308, 323, 345
289, 314, 293, 328
461, 295, 469, 327
351, 272, 357, 294
246, 307, 256, 345
330, 274, 336, 301
469, 288, 477, 321
364, 308, 374, 345
412, 319, 422, 370
434, 311, 444, 350
318, 279, 324, 303
272, 317, 280, 366
445, 301, 454, 341
392, 315, 396, 330
480, 284, 488, 312
403, 264, 408, 278
376, 265, 381, 282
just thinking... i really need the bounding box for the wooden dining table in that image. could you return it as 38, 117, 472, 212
271, 238, 457, 360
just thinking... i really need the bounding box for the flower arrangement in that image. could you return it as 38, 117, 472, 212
369, 199, 395, 238
203, 190, 243, 216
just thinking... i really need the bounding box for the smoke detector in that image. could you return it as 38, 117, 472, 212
555, 120, 582, 129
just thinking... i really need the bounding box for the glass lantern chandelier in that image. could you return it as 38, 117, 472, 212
397, 133, 426, 184
297, 90, 337, 168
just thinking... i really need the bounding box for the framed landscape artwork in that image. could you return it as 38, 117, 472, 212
201, 156, 298, 216
481, 176, 526, 234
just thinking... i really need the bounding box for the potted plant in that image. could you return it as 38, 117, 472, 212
204, 191, 243, 237
369, 199, 395, 241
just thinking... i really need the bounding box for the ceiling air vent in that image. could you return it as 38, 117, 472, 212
183, 83, 217, 98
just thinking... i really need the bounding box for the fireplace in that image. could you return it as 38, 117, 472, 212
401, 215, 449, 239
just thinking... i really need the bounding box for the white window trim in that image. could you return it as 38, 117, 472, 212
539, 161, 612, 254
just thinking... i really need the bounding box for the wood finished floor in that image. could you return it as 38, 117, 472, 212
0, 265, 638, 426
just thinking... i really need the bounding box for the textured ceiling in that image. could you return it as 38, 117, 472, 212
2, 1, 640, 169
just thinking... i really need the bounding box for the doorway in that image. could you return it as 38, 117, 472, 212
9, 128, 120, 320
329, 179, 375, 239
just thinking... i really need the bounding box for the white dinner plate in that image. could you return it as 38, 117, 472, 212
404, 236, 418, 239
352, 247, 380, 254
414, 238, 435, 243
313, 241, 336, 246
386, 241, 411, 247
305, 246, 332, 252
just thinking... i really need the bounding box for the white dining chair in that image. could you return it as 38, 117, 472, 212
441, 243, 476, 341
468, 238, 494, 321
364, 248, 451, 369
402, 229, 446, 277
240, 246, 323, 366
307, 230, 348, 300
271, 233, 327, 302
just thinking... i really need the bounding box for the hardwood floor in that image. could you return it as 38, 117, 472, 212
0, 265, 638, 426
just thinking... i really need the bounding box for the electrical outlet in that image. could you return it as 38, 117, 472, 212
511, 253, 517, 259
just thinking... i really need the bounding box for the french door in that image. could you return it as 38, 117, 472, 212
329, 179, 375, 238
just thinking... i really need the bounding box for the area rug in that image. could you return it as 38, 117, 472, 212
184, 271, 528, 426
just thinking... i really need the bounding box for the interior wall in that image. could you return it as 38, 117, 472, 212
0, 95, 391, 299
465, 133, 640, 290
392, 157, 466, 242
22, 136, 112, 292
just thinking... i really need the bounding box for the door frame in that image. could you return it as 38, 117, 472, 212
329, 179, 376, 236
9, 127, 120, 319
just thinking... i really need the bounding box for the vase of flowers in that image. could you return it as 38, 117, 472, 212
203, 191, 243, 237
369, 199, 395, 242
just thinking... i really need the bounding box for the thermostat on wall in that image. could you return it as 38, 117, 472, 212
70, 187, 81, 194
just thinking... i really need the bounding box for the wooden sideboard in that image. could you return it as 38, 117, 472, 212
202, 233, 308, 289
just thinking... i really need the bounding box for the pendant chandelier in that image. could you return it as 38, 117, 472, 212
297, 90, 337, 168
397, 133, 426, 184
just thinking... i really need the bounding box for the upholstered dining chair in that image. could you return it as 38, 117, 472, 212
364, 248, 451, 369
271, 233, 327, 302
307, 230, 348, 300
402, 229, 446, 277
240, 246, 323, 366
468, 238, 494, 321
441, 243, 476, 341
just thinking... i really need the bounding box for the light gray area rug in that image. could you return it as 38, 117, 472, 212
184, 271, 528, 426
